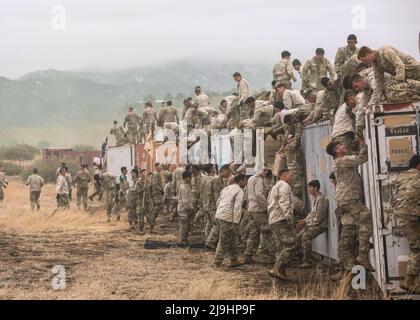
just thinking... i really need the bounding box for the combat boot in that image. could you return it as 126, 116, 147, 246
268, 267, 289, 280
355, 254, 375, 272
89, 196, 94, 201
116, 216, 121, 222
299, 253, 312, 268
137, 228, 145, 235
229, 257, 246, 268
400, 274, 418, 293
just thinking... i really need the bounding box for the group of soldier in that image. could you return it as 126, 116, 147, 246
1, 33, 419, 293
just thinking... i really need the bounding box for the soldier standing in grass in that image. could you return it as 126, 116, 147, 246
151, 163, 164, 225
73, 164, 91, 211
26, 168, 44, 211
56, 168, 69, 209
102, 171, 118, 222
177, 171, 195, 245
127, 168, 139, 231
136, 170, 155, 234
213, 174, 247, 268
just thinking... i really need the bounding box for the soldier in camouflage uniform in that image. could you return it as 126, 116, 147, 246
102, 171, 118, 222
177, 171, 195, 244
244, 166, 273, 264
171, 165, 185, 221
151, 163, 164, 228
327, 138, 374, 272
296, 180, 329, 268
393, 155, 420, 293
205, 164, 231, 249
158, 100, 179, 127
127, 168, 139, 231
110, 121, 127, 146
142, 102, 158, 139
114, 167, 129, 220
283, 122, 305, 197
302, 48, 336, 92
123, 107, 142, 144
334, 34, 359, 78
201, 165, 216, 241
267, 169, 296, 280
214, 174, 247, 268
73, 164, 91, 210
273, 51, 297, 89
136, 170, 155, 234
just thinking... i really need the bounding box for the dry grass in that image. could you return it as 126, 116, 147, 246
0, 177, 382, 300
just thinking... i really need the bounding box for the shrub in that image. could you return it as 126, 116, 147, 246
0, 161, 24, 176
71, 144, 97, 152
0, 144, 40, 162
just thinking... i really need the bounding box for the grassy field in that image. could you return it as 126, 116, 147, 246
0, 177, 382, 300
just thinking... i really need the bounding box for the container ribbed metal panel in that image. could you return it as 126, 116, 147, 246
302, 121, 338, 260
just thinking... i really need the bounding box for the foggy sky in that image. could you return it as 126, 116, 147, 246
0, 0, 419, 79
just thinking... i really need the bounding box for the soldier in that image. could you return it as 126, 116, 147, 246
326, 138, 374, 273
151, 163, 164, 227
123, 106, 142, 144
176, 171, 195, 245
142, 102, 158, 139
393, 155, 420, 293
64, 167, 73, 201
102, 171, 118, 222
358, 45, 420, 102
304, 77, 342, 123
296, 180, 329, 268
73, 164, 91, 210
25, 168, 44, 211
244, 165, 273, 264
163, 174, 176, 219
56, 168, 69, 209
283, 121, 305, 196
273, 51, 297, 89
213, 174, 247, 268
127, 168, 139, 231
135, 170, 154, 234
201, 165, 216, 241
275, 83, 306, 109
193, 86, 211, 109
292, 59, 307, 91
331, 91, 357, 153
0, 167, 8, 203
191, 165, 204, 221
303, 48, 336, 92
171, 165, 185, 221
205, 164, 231, 249
115, 167, 129, 219
110, 121, 127, 146
334, 34, 359, 77
267, 168, 295, 280
159, 100, 179, 127
89, 164, 104, 201
233, 72, 252, 121
56, 162, 66, 178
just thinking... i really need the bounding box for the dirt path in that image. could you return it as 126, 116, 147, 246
0, 178, 381, 300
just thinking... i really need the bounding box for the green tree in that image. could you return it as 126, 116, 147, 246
0, 144, 40, 163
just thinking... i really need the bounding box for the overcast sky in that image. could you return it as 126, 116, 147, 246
0, 0, 419, 79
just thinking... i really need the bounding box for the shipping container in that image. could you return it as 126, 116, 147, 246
301, 101, 420, 298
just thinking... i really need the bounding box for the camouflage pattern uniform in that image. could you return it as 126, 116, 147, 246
245, 174, 273, 259
110, 125, 127, 146
171, 166, 184, 220
297, 192, 329, 264
26, 173, 44, 210
200, 174, 214, 241
103, 172, 118, 220
284, 123, 305, 195
164, 181, 176, 218
205, 175, 227, 248
177, 181, 195, 244
127, 176, 139, 229
115, 174, 129, 217
142, 106, 157, 138
268, 180, 295, 271
73, 168, 91, 210
124, 111, 142, 144
151, 172, 164, 220
0, 171, 6, 202
273, 58, 297, 89
136, 175, 155, 232
333, 143, 371, 271
393, 169, 420, 279
334, 46, 359, 77
302, 56, 336, 92
372, 46, 420, 101
214, 184, 244, 264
